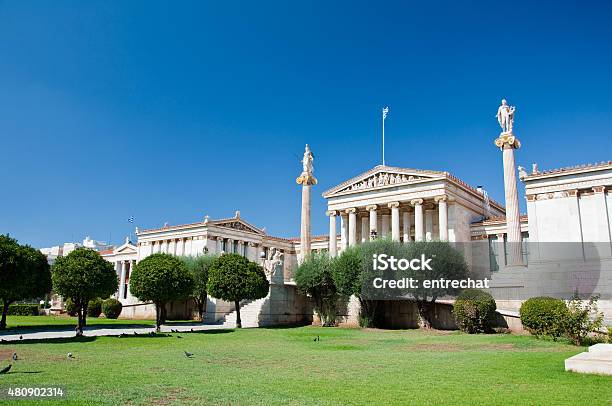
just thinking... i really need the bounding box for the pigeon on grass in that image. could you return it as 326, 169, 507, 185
0, 364, 11, 374
184, 351, 194, 358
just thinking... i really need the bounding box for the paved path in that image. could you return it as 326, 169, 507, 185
0, 323, 231, 342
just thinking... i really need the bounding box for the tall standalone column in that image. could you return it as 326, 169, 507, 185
411, 199, 424, 241
367, 205, 378, 240
119, 261, 127, 300
327, 210, 337, 257
435, 195, 448, 241
296, 144, 317, 263
402, 210, 411, 242
389, 202, 400, 241
494, 100, 522, 266
347, 208, 357, 246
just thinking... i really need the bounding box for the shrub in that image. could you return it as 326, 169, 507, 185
7, 304, 39, 316
65, 298, 78, 317
564, 295, 604, 346
295, 252, 338, 326
87, 298, 103, 318
102, 298, 123, 319
453, 289, 497, 333
520, 297, 567, 340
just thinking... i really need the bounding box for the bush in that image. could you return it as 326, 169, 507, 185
453, 289, 497, 333
7, 304, 39, 316
87, 298, 103, 318
295, 252, 338, 326
65, 298, 78, 317
564, 295, 604, 346
520, 297, 567, 340
102, 298, 123, 319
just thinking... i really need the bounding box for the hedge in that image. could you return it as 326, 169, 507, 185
520, 296, 567, 339
7, 304, 40, 316
453, 289, 497, 333
87, 298, 103, 318
102, 298, 123, 319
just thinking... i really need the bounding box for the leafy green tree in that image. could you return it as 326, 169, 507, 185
0, 235, 52, 329
130, 253, 194, 331
294, 252, 339, 326
182, 255, 214, 321
207, 253, 269, 328
332, 239, 404, 327
52, 247, 117, 336
402, 241, 469, 329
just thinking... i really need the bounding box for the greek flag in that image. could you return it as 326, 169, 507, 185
127, 216, 134, 223
382, 106, 389, 120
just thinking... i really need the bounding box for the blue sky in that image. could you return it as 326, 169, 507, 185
1, 1, 611, 248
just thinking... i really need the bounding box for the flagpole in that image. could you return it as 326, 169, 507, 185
382, 108, 385, 166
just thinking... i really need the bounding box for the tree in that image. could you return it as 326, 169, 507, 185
401, 241, 469, 329
332, 239, 404, 328
52, 247, 118, 336
294, 252, 339, 326
207, 253, 269, 328
130, 253, 194, 331
182, 255, 214, 321
0, 235, 52, 329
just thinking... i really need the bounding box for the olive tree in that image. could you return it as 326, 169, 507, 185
207, 253, 269, 328
130, 253, 194, 331
294, 252, 338, 326
182, 255, 214, 321
52, 248, 117, 336
0, 235, 52, 329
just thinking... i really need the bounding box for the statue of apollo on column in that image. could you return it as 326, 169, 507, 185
496, 99, 516, 134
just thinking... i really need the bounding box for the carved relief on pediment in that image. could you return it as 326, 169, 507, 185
216, 221, 261, 234
339, 172, 427, 193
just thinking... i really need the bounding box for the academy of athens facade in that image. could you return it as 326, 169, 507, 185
99, 100, 612, 327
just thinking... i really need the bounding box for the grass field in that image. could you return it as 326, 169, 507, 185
0, 317, 610, 405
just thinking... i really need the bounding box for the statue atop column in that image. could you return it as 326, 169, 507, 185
494, 98, 521, 150
496, 99, 515, 134
296, 144, 317, 186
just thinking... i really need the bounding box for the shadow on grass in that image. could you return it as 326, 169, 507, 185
2, 323, 155, 335
188, 329, 234, 335
1, 336, 98, 345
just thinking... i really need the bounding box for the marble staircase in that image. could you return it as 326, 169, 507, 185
222, 296, 268, 328
565, 343, 612, 375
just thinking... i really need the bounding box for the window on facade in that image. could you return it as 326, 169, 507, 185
521, 231, 529, 265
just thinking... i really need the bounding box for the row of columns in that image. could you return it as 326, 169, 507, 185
327, 195, 449, 255
115, 260, 136, 300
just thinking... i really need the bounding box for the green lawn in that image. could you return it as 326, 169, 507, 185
0, 319, 610, 405
3, 315, 155, 330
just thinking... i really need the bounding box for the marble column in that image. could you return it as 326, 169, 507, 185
389, 202, 400, 241
296, 145, 317, 263
326, 210, 337, 257
411, 199, 424, 241
496, 233, 506, 268
237, 241, 244, 256
425, 207, 434, 241
347, 208, 357, 246
217, 237, 224, 254
495, 132, 523, 265
340, 214, 348, 250
118, 261, 126, 300
435, 196, 448, 241
361, 216, 369, 243
367, 205, 378, 240
402, 210, 411, 242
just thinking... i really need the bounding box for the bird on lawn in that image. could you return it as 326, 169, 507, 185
0, 364, 12, 374
67, 352, 74, 359
190, 328, 194, 332
313, 335, 320, 342
176, 335, 182, 339
12, 352, 18, 361
184, 351, 193, 358
133, 331, 139, 335
19, 335, 23, 340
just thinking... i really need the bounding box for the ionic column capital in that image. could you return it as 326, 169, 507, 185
434, 195, 447, 203
410, 199, 424, 206
593, 186, 606, 194
387, 201, 400, 209
345, 207, 357, 214
568, 189, 579, 198
326, 210, 338, 216
248, 242, 258, 247
525, 194, 536, 202
366, 205, 377, 211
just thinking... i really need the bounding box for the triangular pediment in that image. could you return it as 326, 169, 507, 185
211, 218, 265, 235
115, 243, 137, 254
323, 165, 445, 197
